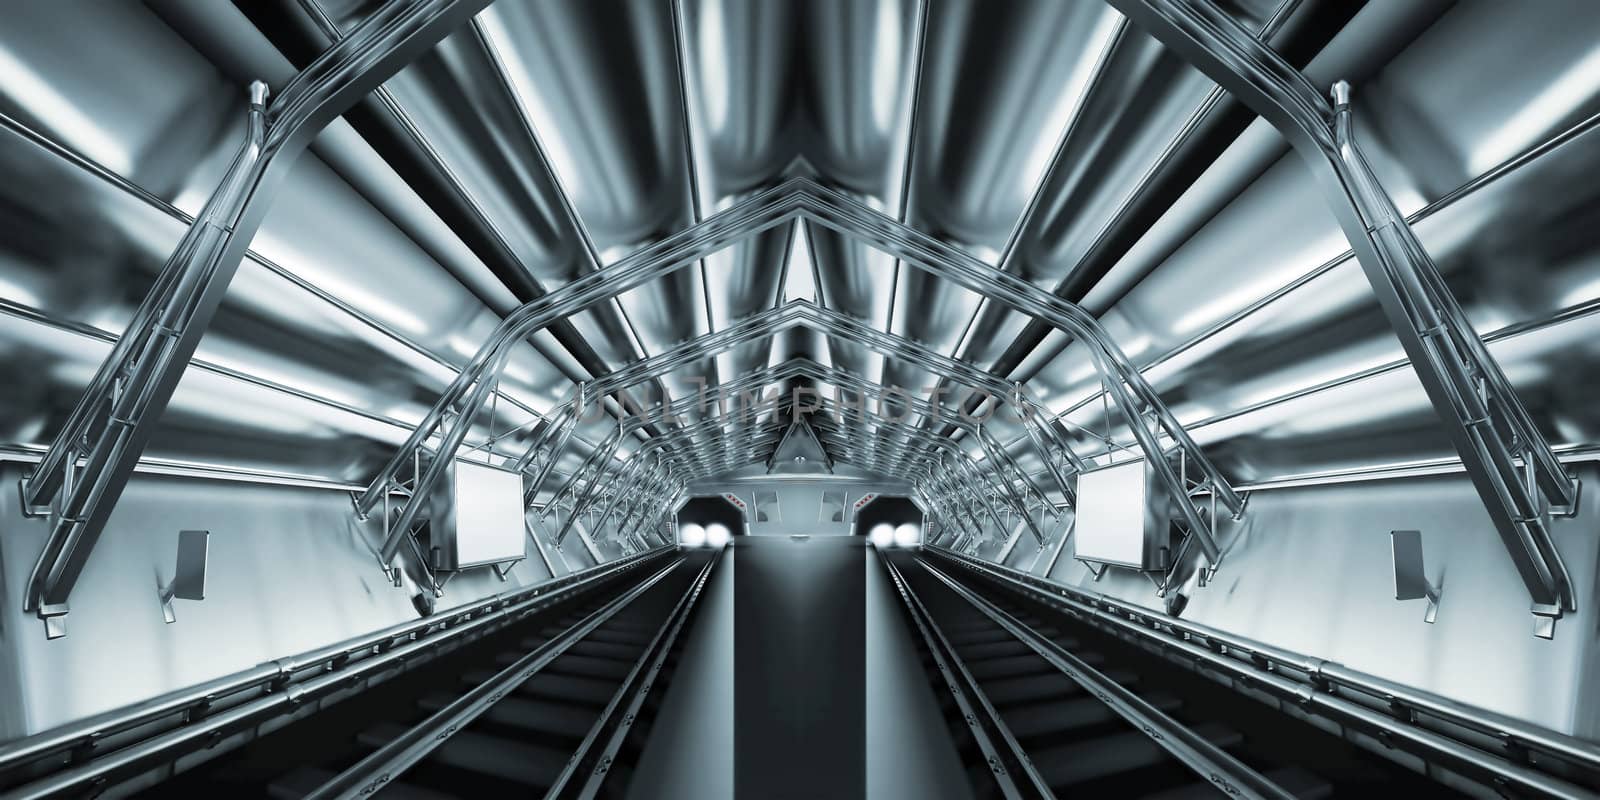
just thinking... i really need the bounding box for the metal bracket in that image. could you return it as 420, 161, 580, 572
158, 530, 210, 624
39, 603, 69, 640
1532, 604, 1560, 640
1391, 530, 1442, 626
490, 560, 520, 583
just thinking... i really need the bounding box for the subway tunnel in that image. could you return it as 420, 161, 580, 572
3, 0, 1600, 797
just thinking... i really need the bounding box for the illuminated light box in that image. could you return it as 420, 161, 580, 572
1072, 459, 1173, 571
429, 460, 528, 570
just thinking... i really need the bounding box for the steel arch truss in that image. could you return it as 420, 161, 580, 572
1106, 0, 1582, 637
347, 180, 1247, 590
15, 0, 501, 638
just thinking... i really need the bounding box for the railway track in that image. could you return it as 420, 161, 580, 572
882, 550, 1475, 799
109, 549, 718, 800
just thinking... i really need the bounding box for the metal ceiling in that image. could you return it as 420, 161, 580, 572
5, 1, 1600, 628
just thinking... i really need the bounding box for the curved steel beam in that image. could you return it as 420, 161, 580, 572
19, 0, 498, 633
365, 180, 1240, 570
1105, 0, 1577, 631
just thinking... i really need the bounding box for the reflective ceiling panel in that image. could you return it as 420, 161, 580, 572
3, 0, 1600, 503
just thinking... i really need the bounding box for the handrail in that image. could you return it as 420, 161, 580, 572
354, 183, 807, 518
302, 554, 693, 800
801, 181, 1245, 525
1329, 83, 1576, 618
809, 400, 1026, 534
18, 84, 269, 629
928, 546, 1600, 796
549, 552, 720, 799
0, 547, 672, 792
812, 406, 1024, 524
413, 304, 1080, 555
19, 83, 268, 513
879, 554, 1049, 799
917, 557, 1295, 799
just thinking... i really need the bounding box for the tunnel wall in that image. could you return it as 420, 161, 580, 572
707, 475, 909, 537
967, 463, 1600, 738
0, 463, 629, 742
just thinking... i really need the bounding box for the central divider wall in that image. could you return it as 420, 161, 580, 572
733, 536, 865, 798
628, 545, 737, 799
627, 536, 967, 800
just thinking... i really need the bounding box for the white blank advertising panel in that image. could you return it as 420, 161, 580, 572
1073, 460, 1157, 569
450, 461, 528, 569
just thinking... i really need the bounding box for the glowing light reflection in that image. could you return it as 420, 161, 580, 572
1470, 44, 1600, 175
479, 11, 585, 204
0, 46, 131, 175
705, 522, 731, 547
868, 522, 894, 548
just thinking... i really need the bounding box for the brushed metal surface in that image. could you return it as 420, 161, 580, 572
4, 0, 1600, 748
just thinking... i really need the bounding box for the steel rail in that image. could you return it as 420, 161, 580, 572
929, 547, 1600, 798
944, 0, 1303, 433
620, 484, 687, 546
917, 558, 1295, 800
292, 3, 665, 437
1020, 106, 1600, 474
578, 455, 657, 546
522, 303, 1081, 490
614, 470, 684, 546
0, 109, 599, 481
879, 554, 1043, 800
17, 85, 269, 634
799, 183, 1239, 562
803, 362, 1067, 520
908, 450, 993, 544
302, 555, 691, 799
914, 457, 987, 543
533, 304, 830, 529
901, 462, 984, 544
546, 422, 776, 543
0, 547, 672, 799
932, 13, 1131, 437
521, 396, 584, 501
18, 88, 268, 513
552, 551, 721, 799
544, 425, 631, 529
909, 484, 959, 543
597, 457, 676, 543
788, 364, 1053, 541
355, 182, 806, 518
365, 189, 805, 559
